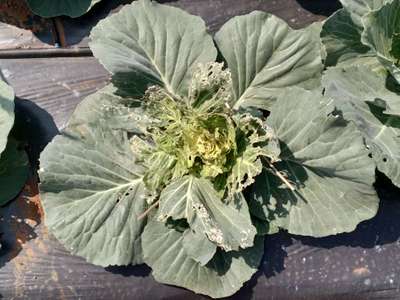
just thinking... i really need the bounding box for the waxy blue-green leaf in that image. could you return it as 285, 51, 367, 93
249, 87, 379, 237
90, 0, 217, 98
362, 0, 400, 84
323, 65, 400, 187
26, 0, 102, 18
142, 220, 264, 298
182, 229, 217, 266
0, 80, 15, 156
0, 139, 29, 206
321, 9, 374, 66
340, 0, 388, 26
39, 123, 147, 267
158, 175, 257, 251
215, 11, 323, 111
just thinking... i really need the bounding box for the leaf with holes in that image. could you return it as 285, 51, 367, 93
248, 87, 379, 237
39, 122, 148, 266
142, 220, 264, 298
323, 65, 400, 187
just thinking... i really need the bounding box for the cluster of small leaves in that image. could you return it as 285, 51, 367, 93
321, 0, 400, 187
39, 0, 381, 298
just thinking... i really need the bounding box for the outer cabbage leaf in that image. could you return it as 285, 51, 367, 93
362, 0, 400, 84
0, 139, 29, 206
215, 11, 322, 111
182, 229, 217, 266
26, 0, 102, 18
68, 84, 151, 134
323, 65, 400, 187
158, 175, 256, 251
142, 220, 264, 298
39, 122, 148, 267
340, 0, 388, 26
0, 80, 15, 156
90, 0, 217, 97
321, 9, 374, 67
249, 87, 379, 237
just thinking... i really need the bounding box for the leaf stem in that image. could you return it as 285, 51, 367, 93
265, 159, 296, 191
138, 200, 160, 220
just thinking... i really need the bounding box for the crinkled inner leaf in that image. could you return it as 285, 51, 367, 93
0, 80, 15, 156
249, 87, 379, 237
157, 175, 256, 251
142, 220, 264, 298
0, 139, 29, 206
39, 122, 148, 267
89, 0, 217, 98
26, 0, 102, 18
323, 65, 400, 187
215, 11, 322, 111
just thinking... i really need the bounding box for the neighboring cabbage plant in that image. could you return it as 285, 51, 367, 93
321, 0, 400, 188
0, 80, 29, 206
26, 0, 102, 18
39, 0, 380, 298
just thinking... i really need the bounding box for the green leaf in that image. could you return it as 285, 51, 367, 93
26, 0, 102, 18
0, 80, 15, 156
340, 0, 388, 26
321, 9, 373, 66
142, 220, 264, 298
362, 0, 400, 84
89, 0, 217, 97
39, 123, 148, 267
215, 11, 322, 111
249, 87, 379, 237
323, 65, 400, 187
158, 175, 257, 251
0, 139, 29, 206
182, 229, 217, 266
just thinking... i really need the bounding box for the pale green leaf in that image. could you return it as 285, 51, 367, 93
0, 139, 29, 206
26, 0, 102, 18
158, 175, 257, 251
89, 0, 217, 97
249, 87, 379, 237
215, 11, 322, 111
323, 65, 400, 187
182, 229, 217, 266
0, 80, 15, 156
143, 220, 264, 298
39, 123, 148, 266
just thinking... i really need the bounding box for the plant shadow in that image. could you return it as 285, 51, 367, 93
0, 97, 58, 268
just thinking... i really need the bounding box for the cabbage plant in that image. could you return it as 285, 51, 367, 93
26, 0, 102, 18
321, 0, 400, 188
0, 80, 29, 206
39, 0, 380, 298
